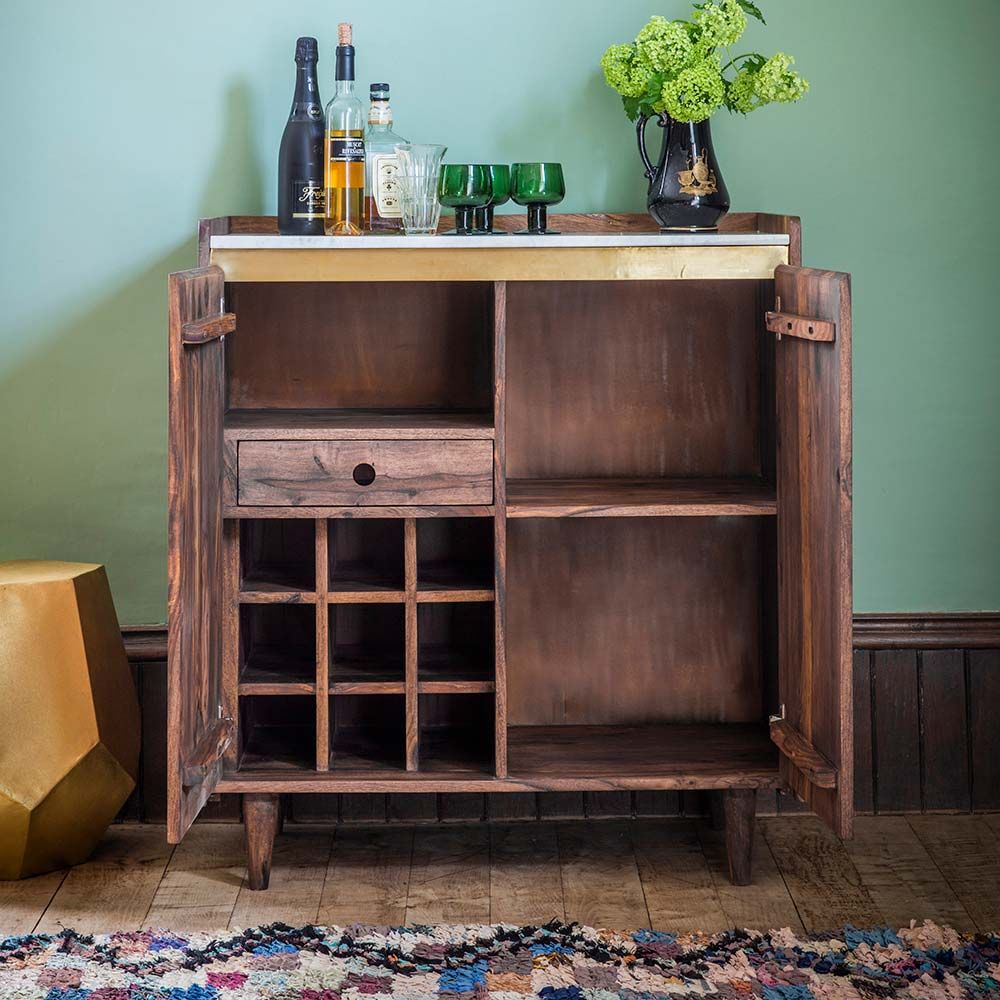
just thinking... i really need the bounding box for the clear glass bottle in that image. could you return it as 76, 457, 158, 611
324, 23, 365, 235
364, 83, 408, 232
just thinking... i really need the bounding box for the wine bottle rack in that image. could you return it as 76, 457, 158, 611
235, 516, 498, 776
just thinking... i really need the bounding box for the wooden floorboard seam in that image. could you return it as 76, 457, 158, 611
29, 869, 69, 935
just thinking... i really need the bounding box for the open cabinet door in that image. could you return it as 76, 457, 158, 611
167, 266, 236, 842
770, 264, 853, 838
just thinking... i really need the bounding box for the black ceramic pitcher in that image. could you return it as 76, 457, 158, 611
636, 112, 730, 231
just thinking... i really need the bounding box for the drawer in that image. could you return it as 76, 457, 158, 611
237, 439, 494, 506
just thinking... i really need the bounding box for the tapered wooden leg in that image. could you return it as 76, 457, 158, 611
245, 793, 280, 891
723, 788, 756, 885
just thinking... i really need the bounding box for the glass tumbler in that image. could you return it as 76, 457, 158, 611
394, 144, 447, 235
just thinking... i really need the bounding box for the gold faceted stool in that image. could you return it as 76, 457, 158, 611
0, 561, 140, 879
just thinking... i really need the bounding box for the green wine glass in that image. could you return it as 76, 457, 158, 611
438, 163, 492, 235
510, 162, 565, 234
473, 164, 511, 234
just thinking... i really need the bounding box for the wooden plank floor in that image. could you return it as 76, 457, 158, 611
2, 816, 995, 935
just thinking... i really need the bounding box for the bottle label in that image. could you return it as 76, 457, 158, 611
291, 180, 325, 219
329, 135, 365, 162
368, 102, 392, 126
371, 153, 402, 218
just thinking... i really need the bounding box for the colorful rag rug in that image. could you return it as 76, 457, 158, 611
0, 920, 997, 999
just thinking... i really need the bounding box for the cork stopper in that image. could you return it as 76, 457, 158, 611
338, 23, 352, 45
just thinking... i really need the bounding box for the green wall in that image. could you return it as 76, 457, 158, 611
2, 0, 998, 623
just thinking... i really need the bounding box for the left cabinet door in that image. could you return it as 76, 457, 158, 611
167, 266, 236, 842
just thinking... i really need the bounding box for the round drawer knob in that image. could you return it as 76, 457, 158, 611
352, 462, 376, 486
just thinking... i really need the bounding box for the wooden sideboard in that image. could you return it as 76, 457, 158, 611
167, 212, 852, 890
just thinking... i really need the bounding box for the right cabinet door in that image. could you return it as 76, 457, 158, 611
771, 264, 853, 838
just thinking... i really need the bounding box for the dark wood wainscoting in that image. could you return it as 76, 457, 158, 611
118, 615, 1000, 824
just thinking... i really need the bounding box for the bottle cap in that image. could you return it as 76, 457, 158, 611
370, 83, 389, 99
295, 36, 318, 62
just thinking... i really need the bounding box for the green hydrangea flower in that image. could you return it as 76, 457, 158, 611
635, 16, 694, 75
600, 42, 648, 98
726, 67, 757, 113
659, 57, 726, 123
693, 0, 747, 52
599, 2, 808, 123
753, 52, 809, 103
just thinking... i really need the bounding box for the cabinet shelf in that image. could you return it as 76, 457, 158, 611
329, 645, 404, 686
416, 568, 494, 603
222, 723, 780, 790
225, 408, 494, 440
418, 646, 494, 692
239, 652, 315, 695
506, 478, 777, 518
240, 584, 316, 604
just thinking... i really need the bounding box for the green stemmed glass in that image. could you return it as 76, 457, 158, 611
473, 164, 511, 234
438, 164, 492, 235
510, 162, 565, 234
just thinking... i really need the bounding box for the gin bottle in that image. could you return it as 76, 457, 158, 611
364, 84, 408, 232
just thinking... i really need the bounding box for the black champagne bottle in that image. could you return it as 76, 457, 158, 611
278, 37, 325, 235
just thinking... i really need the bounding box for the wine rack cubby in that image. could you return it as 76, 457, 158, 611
232, 515, 500, 775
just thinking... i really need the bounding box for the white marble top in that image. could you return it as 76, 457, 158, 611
211, 232, 790, 250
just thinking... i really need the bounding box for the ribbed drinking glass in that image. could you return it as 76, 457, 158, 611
394, 143, 447, 235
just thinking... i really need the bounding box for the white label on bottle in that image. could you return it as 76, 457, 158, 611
371, 153, 403, 218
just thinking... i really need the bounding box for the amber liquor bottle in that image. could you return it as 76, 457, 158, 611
324, 23, 365, 235
278, 37, 325, 236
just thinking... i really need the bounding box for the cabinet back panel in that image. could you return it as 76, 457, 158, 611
226, 282, 493, 411
506, 281, 764, 478
507, 518, 766, 725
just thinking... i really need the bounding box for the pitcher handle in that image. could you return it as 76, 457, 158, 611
635, 111, 671, 182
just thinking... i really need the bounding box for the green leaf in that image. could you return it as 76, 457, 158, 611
622, 95, 641, 121
737, 0, 766, 24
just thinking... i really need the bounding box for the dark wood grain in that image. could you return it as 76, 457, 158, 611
167, 266, 228, 843
764, 310, 834, 342
854, 614, 1000, 649
920, 650, 969, 811
122, 625, 998, 824
507, 518, 766, 726
493, 280, 509, 779
225, 504, 496, 520
122, 626, 169, 662
404, 519, 419, 772
769, 720, 837, 788
181, 312, 236, 345
237, 439, 494, 507
872, 650, 921, 813
244, 793, 281, 890
507, 477, 776, 517
226, 282, 492, 411
774, 265, 853, 838
315, 518, 330, 771
723, 788, 757, 885
216, 723, 781, 793
852, 651, 874, 812
969, 650, 1000, 811
506, 281, 764, 480
225, 409, 494, 440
